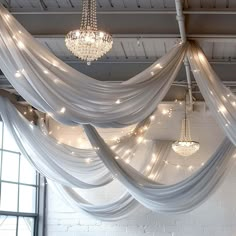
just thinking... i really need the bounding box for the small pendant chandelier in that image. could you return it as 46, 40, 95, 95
65, 0, 113, 65
172, 96, 200, 157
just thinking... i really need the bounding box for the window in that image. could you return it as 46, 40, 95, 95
0, 120, 45, 236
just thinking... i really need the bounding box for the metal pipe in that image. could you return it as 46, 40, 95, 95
175, 0, 193, 109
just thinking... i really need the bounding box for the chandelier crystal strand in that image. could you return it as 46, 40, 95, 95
65, 0, 113, 65
172, 95, 200, 157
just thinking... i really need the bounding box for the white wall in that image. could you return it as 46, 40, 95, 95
45, 103, 236, 236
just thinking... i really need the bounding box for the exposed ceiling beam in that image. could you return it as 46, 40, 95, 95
34, 34, 236, 42
7, 9, 236, 15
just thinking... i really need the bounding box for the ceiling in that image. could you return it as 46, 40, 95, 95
1, 0, 236, 101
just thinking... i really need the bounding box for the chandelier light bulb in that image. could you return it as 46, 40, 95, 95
172, 118, 200, 157
65, 0, 113, 64
172, 98, 200, 157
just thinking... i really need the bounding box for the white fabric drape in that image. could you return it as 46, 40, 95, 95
0, 97, 235, 217
0, 5, 187, 127
84, 124, 235, 213
188, 42, 236, 146
0, 97, 155, 188
48, 138, 171, 221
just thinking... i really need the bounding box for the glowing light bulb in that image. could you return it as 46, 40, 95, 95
17, 41, 25, 49
137, 136, 144, 144
146, 165, 151, 171
86, 158, 91, 163
43, 70, 49, 74
115, 99, 121, 104
15, 71, 21, 78
148, 174, 155, 179
60, 107, 66, 114
162, 109, 169, 115
188, 165, 193, 171
155, 63, 163, 69
150, 115, 155, 121
125, 149, 131, 155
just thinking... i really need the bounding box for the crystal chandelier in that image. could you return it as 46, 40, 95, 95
65, 0, 113, 65
172, 99, 200, 157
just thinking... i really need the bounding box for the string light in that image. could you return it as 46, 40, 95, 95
148, 174, 155, 180
146, 165, 151, 171
162, 109, 169, 115
136, 136, 144, 144
86, 158, 91, 163
125, 149, 131, 154
14, 71, 21, 78
43, 70, 49, 74
188, 165, 194, 171
155, 63, 163, 69
17, 41, 25, 49
60, 107, 66, 114
150, 115, 155, 121
115, 99, 121, 104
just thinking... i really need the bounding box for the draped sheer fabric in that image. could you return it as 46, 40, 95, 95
188, 42, 236, 146
0, 4, 235, 220
0, 5, 187, 127
0, 93, 235, 216
0, 97, 156, 188
51, 183, 139, 221
84, 125, 235, 213
49, 140, 170, 221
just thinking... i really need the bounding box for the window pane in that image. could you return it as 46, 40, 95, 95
19, 185, 36, 213
1, 151, 19, 182
20, 156, 36, 185
0, 183, 18, 212
0, 121, 3, 148
3, 125, 20, 152
18, 217, 34, 236
0, 216, 17, 236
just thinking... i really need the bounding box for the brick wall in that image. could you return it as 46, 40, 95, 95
46, 107, 236, 236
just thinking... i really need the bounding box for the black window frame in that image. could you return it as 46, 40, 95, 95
0, 120, 46, 236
